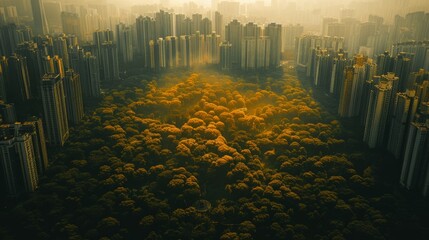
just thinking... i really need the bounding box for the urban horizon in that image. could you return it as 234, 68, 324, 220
0, 0, 429, 239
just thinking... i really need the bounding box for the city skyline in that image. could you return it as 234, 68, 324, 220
0, 0, 429, 239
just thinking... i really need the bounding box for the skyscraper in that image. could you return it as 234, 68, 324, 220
338, 55, 370, 117
214, 11, 224, 39
376, 51, 393, 75
330, 52, 347, 96
180, 35, 192, 68
100, 41, 119, 83
16, 42, 43, 99
41, 73, 69, 146
400, 121, 429, 197
116, 23, 134, 64
61, 12, 82, 41
0, 128, 38, 197
53, 35, 70, 69
363, 80, 392, 148
387, 90, 418, 159
264, 23, 282, 68
192, 14, 203, 34
136, 16, 156, 68
220, 41, 232, 70
241, 37, 257, 70
282, 24, 303, 52
64, 70, 84, 125
393, 52, 413, 91
155, 10, 173, 38
338, 67, 355, 117
206, 32, 221, 64
165, 36, 178, 68
6, 54, 32, 103
31, 0, 49, 35
20, 118, 48, 176
201, 18, 213, 36
81, 52, 101, 99
225, 20, 243, 68
313, 49, 332, 90
256, 36, 271, 69
0, 101, 16, 124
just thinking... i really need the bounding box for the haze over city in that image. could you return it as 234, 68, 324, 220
0, 0, 429, 239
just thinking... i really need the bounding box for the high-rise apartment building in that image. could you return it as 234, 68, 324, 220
0, 129, 38, 197
136, 16, 156, 68
31, 0, 49, 35
64, 70, 84, 125
61, 12, 81, 41
81, 52, 101, 99
387, 90, 418, 159
265, 23, 282, 68
400, 121, 429, 197
116, 23, 133, 64
206, 32, 221, 64
41, 73, 69, 146
363, 80, 393, 148
225, 20, 243, 68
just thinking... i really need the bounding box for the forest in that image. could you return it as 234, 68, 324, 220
0, 67, 428, 240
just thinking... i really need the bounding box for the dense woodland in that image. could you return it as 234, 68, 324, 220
0, 67, 428, 239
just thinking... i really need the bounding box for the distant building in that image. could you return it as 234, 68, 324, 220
225, 20, 243, 68
206, 32, 221, 64
136, 16, 156, 68
165, 36, 178, 68
31, 0, 49, 35
265, 23, 282, 68
116, 23, 134, 64
61, 12, 81, 41
282, 24, 303, 51
220, 41, 232, 70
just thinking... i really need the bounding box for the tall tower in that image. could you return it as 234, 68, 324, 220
61, 12, 82, 40
41, 73, 69, 146
363, 80, 392, 148
16, 42, 43, 99
264, 23, 282, 68
338, 67, 355, 117
155, 10, 173, 38
0, 126, 39, 197
206, 32, 221, 64
220, 41, 232, 70
100, 42, 119, 84
180, 35, 192, 68
192, 14, 203, 34
116, 23, 134, 64
31, 0, 49, 35
201, 18, 213, 36
64, 70, 84, 125
165, 36, 178, 68
387, 90, 418, 158
6, 54, 32, 103
81, 52, 101, 99
136, 16, 156, 68
400, 122, 429, 196
214, 12, 224, 40
225, 20, 243, 68
53, 35, 70, 69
